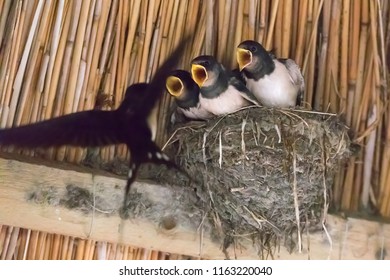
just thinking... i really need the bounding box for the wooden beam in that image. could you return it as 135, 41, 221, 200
0, 154, 389, 259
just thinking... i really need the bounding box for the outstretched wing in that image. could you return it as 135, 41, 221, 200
0, 110, 125, 148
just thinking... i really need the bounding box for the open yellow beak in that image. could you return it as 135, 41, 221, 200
191, 64, 208, 87
237, 48, 252, 71
166, 76, 183, 97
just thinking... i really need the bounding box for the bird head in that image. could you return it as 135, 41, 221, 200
237, 40, 268, 71
166, 70, 200, 104
166, 75, 184, 98
191, 55, 218, 87
165, 70, 199, 107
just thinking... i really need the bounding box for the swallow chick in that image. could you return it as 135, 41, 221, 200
191, 55, 259, 116
237, 40, 305, 107
0, 37, 192, 210
166, 70, 214, 120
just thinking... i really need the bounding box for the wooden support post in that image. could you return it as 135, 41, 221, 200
0, 154, 389, 259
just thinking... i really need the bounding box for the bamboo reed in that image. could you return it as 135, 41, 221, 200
294, 0, 307, 65
248, 0, 256, 40
352, 1, 369, 128
51, 234, 61, 260
0, 226, 5, 257
265, 0, 279, 50
225, 0, 237, 67
326, 0, 341, 113
290, 0, 299, 55
257, 0, 267, 44
7, 1, 27, 127
41, 0, 65, 119
314, 0, 329, 111
274, 0, 282, 55
281, 0, 292, 57
242, 0, 249, 40
66, 237, 75, 259
59, 235, 68, 259
63, 1, 90, 115
234, 0, 245, 55
339, 0, 350, 115
27, 230, 39, 259
0, 226, 11, 259
22, 229, 31, 260
43, 234, 52, 259
1, 1, 21, 128
0, 0, 12, 45
205, 0, 214, 55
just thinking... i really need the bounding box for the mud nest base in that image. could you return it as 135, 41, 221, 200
165, 106, 353, 256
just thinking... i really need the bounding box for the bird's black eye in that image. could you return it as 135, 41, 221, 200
204, 60, 210, 66
250, 46, 257, 52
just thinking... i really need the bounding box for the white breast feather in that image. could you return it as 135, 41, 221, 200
179, 105, 213, 120
199, 85, 251, 115
247, 60, 302, 108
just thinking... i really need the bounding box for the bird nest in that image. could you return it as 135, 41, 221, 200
164, 106, 353, 257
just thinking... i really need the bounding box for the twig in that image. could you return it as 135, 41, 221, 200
218, 130, 223, 168
274, 124, 282, 143
202, 132, 208, 166
241, 118, 248, 160
321, 135, 332, 259
323, 221, 333, 260
292, 148, 302, 253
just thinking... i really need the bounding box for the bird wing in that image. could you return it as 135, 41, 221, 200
228, 73, 260, 106
278, 58, 305, 106
0, 110, 124, 148
231, 68, 246, 85
0, 36, 190, 150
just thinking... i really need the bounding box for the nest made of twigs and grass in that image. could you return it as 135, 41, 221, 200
164, 106, 353, 257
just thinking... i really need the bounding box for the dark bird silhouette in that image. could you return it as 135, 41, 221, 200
0, 36, 192, 209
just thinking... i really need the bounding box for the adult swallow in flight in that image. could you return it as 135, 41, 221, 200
0, 37, 192, 209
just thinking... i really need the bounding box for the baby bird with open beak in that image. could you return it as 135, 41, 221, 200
191, 55, 259, 116
237, 40, 305, 108
166, 69, 214, 120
